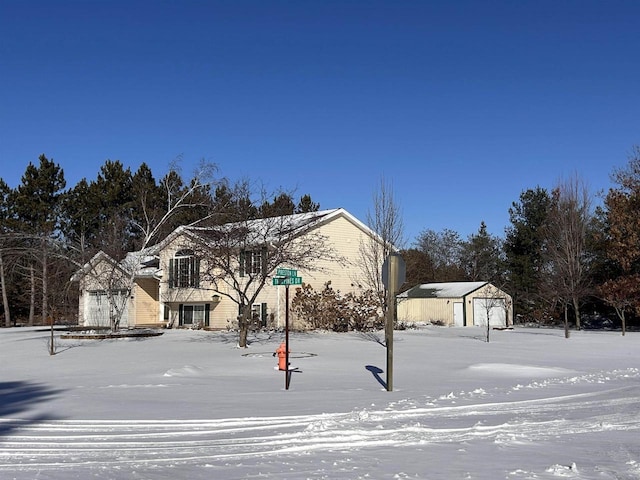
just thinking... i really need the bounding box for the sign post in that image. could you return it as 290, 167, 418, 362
285, 284, 290, 389
273, 268, 302, 390
382, 253, 405, 392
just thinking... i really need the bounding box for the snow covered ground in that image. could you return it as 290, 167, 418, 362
1, 325, 639, 479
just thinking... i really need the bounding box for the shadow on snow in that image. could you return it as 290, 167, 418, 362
0, 381, 63, 438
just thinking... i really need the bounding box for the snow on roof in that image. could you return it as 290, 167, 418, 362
79, 208, 369, 280
399, 281, 488, 299
183, 207, 372, 247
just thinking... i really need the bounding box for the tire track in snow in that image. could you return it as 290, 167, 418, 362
1, 385, 639, 472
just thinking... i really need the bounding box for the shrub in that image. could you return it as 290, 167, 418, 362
292, 282, 382, 332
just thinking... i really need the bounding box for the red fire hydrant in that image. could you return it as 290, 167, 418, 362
275, 342, 289, 371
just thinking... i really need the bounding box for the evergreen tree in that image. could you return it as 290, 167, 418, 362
60, 178, 101, 262
260, 192, 295, 217
295, 194, 320, 213
503, 187, 551, 321
10, 155, 66, 325
461, 222, 504, 282
93, 160, 134, 258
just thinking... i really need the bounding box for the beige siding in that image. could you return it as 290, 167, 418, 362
156, 212, 382, 330
237, 214, 376, 330
132, 278, 160, 326
396, 283, 513, 327
76, 258, 132, 327
100, 211, 382, 330
397, 297, 455, 325
158, 233, 224, 328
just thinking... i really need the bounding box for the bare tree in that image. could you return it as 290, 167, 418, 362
190, 198, 343, 347
0, 251, 9, 327
358, 177, 405, 314
415, 228, 465, 282
474, 283, 511, 342
73, 162, 216, 331
542, 174, 593, 337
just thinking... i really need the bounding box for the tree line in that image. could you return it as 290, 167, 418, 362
401, 146, 640, 335
0, 155, 319, 327
2, 147, 640, 334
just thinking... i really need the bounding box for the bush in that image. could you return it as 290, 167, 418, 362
292, 282, 382, 332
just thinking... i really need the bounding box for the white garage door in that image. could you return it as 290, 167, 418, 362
473, 298, 506, 327
86, 291, 129, 328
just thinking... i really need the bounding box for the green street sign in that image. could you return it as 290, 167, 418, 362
273, 276, 303, 286
276, 268, 298, 277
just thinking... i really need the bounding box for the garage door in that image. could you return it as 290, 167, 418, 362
86, 291, 129, 328
473, 298, 506, 327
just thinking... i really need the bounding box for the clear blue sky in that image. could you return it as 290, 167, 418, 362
1, 0, 638, 244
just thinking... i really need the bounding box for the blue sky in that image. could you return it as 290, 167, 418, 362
1, 0, 638, 244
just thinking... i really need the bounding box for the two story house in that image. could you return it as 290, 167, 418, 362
73, 208, 382, 330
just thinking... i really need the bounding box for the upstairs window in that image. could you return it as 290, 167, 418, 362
240, 247, 267, 277
169, 249, 200, 288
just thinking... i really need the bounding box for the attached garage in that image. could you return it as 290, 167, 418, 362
397, 282, 512, 327
85, 290, 129, 328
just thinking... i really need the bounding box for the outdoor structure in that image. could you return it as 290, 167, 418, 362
397, 282, 513, 327
72, 208, 381, 330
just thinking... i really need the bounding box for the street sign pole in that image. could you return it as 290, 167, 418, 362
383, 253, 406, 392
386, 270, 395, 392
285, 284, 290, 390
273, 268, 301, 390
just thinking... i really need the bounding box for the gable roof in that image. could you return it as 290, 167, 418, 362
71, 249, 161, 282
398, 281, 488, 299
186, 208, 341, 243
73, 208, 375, 281
70, 251, 124, 282
168, 207, 379, 249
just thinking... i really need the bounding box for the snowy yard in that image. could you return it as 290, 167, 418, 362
1, 325, 639, 479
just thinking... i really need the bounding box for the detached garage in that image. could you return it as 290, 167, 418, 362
397, 282, 512, 327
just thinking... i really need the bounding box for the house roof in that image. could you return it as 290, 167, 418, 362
70, 251, 123, 282
176, 207, 379, 249
398, 282, 488, 299
73, 208, 373, 281
70, 249, 162, 282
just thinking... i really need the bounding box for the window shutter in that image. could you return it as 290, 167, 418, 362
205, 303, 210, 327
194, 257, 200, 288
261, 246, 268, 276
168, 259, 174, 288
178, 304, 184, 326
261, 302, 267, 327
239, 250, 246, 277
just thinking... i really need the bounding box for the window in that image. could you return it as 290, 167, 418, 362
169, 250, 200, 288
250, 250, 262, 274
252, 302, 268, 328
179, 304, 210, 327
240, 248, 267, 277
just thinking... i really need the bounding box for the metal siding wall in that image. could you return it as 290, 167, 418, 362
397, 298, 455, 325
